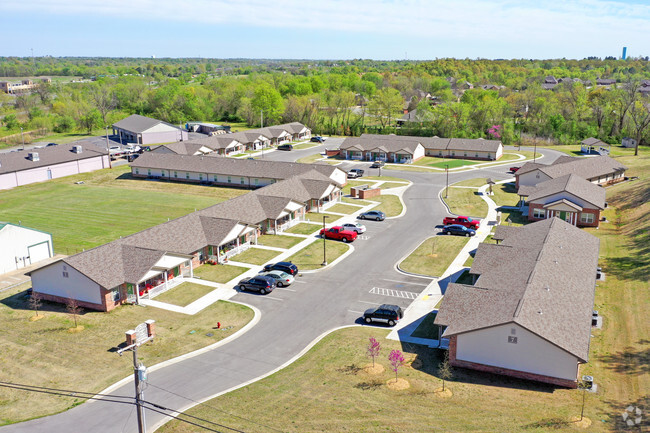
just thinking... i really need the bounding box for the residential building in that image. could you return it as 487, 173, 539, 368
0, 143, 110, 190
153, 136, 246, 156
0, 77, 51, 94
435, 218, 600, 388
517, 174, 606, 227
0, 223, 53, 274
515, 155, 627, 188
112, 114, 189, 145
580, 137, 610, 155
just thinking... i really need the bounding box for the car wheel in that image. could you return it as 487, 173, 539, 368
259, 288, 267, 295
277, 282, 284, 287
375, 217, 380, 221
239, 285, 246, 292
446, 231, 451, 235
342, 237, 349, 243
465, 233, 470, 237
364, 317, 372, 324
388, 320, 396, 326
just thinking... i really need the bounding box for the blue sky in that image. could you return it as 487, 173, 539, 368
1, 0, 649, 59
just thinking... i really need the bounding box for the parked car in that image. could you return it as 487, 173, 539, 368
510, 166, 521, 173
108, 146, 122, 156
310, 136, 325, 143
238, 275, 276, 294
320, 226, 358, 243
123, 144, 141, 154
370, 161, 385, 168
259, 270, 294, 287
442, 224, 476, 237
341, 222, 366, 234
46, 142, 58, 147
358, 210, 386, 221
277, 144, 293, 151
442, 216, 480, 229
347, 168, 365, 178
363, 304, 404, 326
139, 146, 152, 153
126, 154, 140, 162
262, 261, 299, 276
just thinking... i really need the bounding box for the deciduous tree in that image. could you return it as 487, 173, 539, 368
388, 349, 405, 382
367, 336, 381, 367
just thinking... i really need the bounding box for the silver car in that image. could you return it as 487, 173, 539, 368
259, 270, 294, 287
341, 222, 366, 234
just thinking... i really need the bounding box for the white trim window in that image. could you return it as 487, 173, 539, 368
580, 212, 595, 224
533, 208, 545, 219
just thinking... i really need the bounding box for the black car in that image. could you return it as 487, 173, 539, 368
370, 161, 385, 168
46, 142, 59, 147
442, 224, 476, 237
310, 136, 325, 143
277, 144, 293, 151
363, 304, 404, 326
238, 275, 276, 294
358, 210, 386, 221
262, 261, 299, 276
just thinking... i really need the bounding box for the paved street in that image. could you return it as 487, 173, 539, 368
1, 145, 564, 433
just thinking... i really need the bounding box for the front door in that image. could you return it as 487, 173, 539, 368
559, 211, 567, 221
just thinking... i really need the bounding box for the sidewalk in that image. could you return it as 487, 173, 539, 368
0, 254, 66, 293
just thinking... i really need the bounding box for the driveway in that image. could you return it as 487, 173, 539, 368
1, 146, 565, 433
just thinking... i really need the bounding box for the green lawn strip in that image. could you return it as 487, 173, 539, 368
0, 284, 253, 425
342, 180, 372, 195
443, 187, 489, 218
193, 263, 250, 283
385, 164, 438, 172
284, 239, 350, 270
284, 222, 321, 235
463, 255, 474, 267
230, 247, 281, 265
428, 158, 480, 169
399, 236, 469, 277
256, 234, 303, 249
230, 153, 247, 157
363, 176, 408, 182
498, 208, 528, 226
411, 312, 440, 340
326, 203, 361, 215
368, 195, 403, 217
0, 166, 246, 253
158, 326, 596, 433
491, 182, 521, 207
153, 282, 216, 307
341, 197, 373, 205
305, 211, 341, 224
452, 178, 486, 187
296, 153, 325, 164
380, 182, 409, 189
291, 142, 318, 150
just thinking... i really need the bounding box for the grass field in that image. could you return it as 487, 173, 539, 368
428, 158, 480, 169
368, 195, 403, 217
341, 197, 372, 205
296, 153, 325, 164
284, 223, 321, 235
256, 234, 303, 249
0, 284, 253, 425
443, 187, 489, 218
0, 166, 246, 253
326, 203, 361, 214
291, 141, 318, 150
284, 239, 350, 270
452, 178, 489, 187
230, 247, 281, 265
399, 236, 469, 277
306, 211, 341, 224
153, 282, 216, 307
193, 263, 249, 283
491, 182, 521, 207
342, 180, 371, 195
363, 175, 408, 182
498, 208, 528, 226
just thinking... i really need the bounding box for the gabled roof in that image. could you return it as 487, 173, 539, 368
112, 114, 181, 133
581, 137, 604, 146
517, 155, 626, 181
436, 218, 600, 362
542, 198, 583, 211
0, 143, 107, 175
340, 135, 423, 154
523, 174, 606, 209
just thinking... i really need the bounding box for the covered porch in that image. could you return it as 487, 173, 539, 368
539, 200, 583, 225
268, 201, 306, 234
210, 224, 259, 263
127, 253, 195, 302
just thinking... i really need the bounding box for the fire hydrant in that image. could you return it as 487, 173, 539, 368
217, 322, 221, 329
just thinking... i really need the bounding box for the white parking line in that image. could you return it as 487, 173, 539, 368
381, 278, 431, 286
293, 280, 307, 284
263, 296, 284, 301
358, 300, 380, 305
274, 287, 296, 292
348, 310, 364, 314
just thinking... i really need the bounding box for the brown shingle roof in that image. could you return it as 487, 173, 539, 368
517, 155, 626, 181
522, 174, 606, 209
0, 143, 107, 175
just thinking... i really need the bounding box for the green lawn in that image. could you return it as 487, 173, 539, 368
326, 203, 362, 214
428, 158, 480, 169
399, 236, 469, 277
491, 182, 521, 207
369, 195, 403, 217
291, 142, 318, 150
0, 284, 253, 425
296, 153, 325, 164
305, 211, 341, 224
153, 282, 216, 307
256, 234, 303, 249
363, 176, 408, 182
498, 208, 528, 226
380, 182, 409, 189
193, 263, 249, 283
0, 166, 246, 253
343, 180, 372, 195
452, 178, 487, 187
284, 239, 350, 270
230, 247, 281, 265
443, 187, 489, 218
385, 164, 438, 173
411, 312, 440, 340
284, 223, 321, 235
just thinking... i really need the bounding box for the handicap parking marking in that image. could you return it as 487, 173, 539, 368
357, 235, 371, 240
369, 287, 419, 299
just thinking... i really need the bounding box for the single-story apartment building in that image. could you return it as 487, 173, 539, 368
112, 114, 189, 145
517, 174, 606, 227
516, 155, 627, 188
435, 218, 600, 388
0, 222, 54, 274
153, 136, 246, 156
0, 143, 110, 190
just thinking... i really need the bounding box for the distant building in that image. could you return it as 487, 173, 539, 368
0, 77, 51, 94
0, 223, 53, 274
515, 155, 627, 188
112, 114, 189, 145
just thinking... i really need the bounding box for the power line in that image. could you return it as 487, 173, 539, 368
146, 383, 284, 433
142, 400, 247, 433
142, 405, 229, 433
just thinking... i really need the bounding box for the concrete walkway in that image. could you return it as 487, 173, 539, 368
0, 254, 67, 293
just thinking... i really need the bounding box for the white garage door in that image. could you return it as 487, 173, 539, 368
28, 242, 51, 264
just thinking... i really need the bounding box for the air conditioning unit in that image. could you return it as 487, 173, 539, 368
28, 152, 39, 161
72, 145, 82, 153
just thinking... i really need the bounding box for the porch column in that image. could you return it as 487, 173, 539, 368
135, 283, 141, 304
189, 259, 194, 278
274, 220, 278, 234
164, 272, 169, 291
253, 229, 258, 245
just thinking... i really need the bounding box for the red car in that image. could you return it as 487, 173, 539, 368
510, 166, 521, 173
319, 226, 358, 243
442, 216, 480, 229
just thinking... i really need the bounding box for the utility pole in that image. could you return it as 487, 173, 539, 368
533, 141, 537, 163
445, 164, 449, 198
118, 320, 155, 433
105, 125, 112, 169
20, 127, 25, 150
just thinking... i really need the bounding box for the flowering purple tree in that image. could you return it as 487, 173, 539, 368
367, 336, 381, 367
388, 349, 405, 382
487, 124, 501, 139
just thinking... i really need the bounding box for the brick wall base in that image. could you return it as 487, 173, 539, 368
359, 188, 381, 199
451, 358, 578, 388
34, 292, 109, 312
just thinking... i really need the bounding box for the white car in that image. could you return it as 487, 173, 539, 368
259, 270, 295, 287
123, 144, 141, 154
108, 146, 122, 156
341, 222, 366, 234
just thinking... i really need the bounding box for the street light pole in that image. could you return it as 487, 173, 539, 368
321, 215, 329, 266
105, 125, 112, 169
534, 141, 537, 163
445, 164, 449, 199
20, 127, 24, 150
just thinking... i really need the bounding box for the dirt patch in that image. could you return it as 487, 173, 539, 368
363, 363, 385, 375
67, 325, 85, 333
386, 378, 410, 390
29, 314, 45, 322
569, 416, 592, 429
434, 387, 453, 398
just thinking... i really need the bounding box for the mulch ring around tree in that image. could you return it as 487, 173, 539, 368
363, 363, 385, 375
386, 378, 410, 390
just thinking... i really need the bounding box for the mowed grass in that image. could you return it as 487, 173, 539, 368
153, 282, 216, 307
284, 239, 350, 270
326, 203, 361, 214
193, 263, 250, 283
284, 222, 321, 235
0, 166, 246, 253
452, 178, 488, 187
443, 187, 489, 218
399, 236, 469, 277
231, 247, 281, 265
305, 211, 341, 224
491, 182, 521, 207
257, 234, 303, 249
342, 180, 372, 195
368, 195, 403, 217
159, 327, 603, 433
0, 284, 253, 425
296, 153, 325, 164
411, 312, 440, 339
